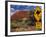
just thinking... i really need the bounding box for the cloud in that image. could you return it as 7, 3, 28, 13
10, 8, 15, 12
10, 8, 15, 16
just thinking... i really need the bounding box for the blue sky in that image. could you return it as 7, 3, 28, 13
10, 5, 41, 12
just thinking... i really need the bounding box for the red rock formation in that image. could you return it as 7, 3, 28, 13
11, 10, 30, 20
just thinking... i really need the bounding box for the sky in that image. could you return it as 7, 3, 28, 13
10, 5, 37, 12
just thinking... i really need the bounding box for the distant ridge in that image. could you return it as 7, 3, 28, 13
11, 10, 30, 20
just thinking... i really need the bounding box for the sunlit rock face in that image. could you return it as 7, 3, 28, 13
11, 10, 30, 20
